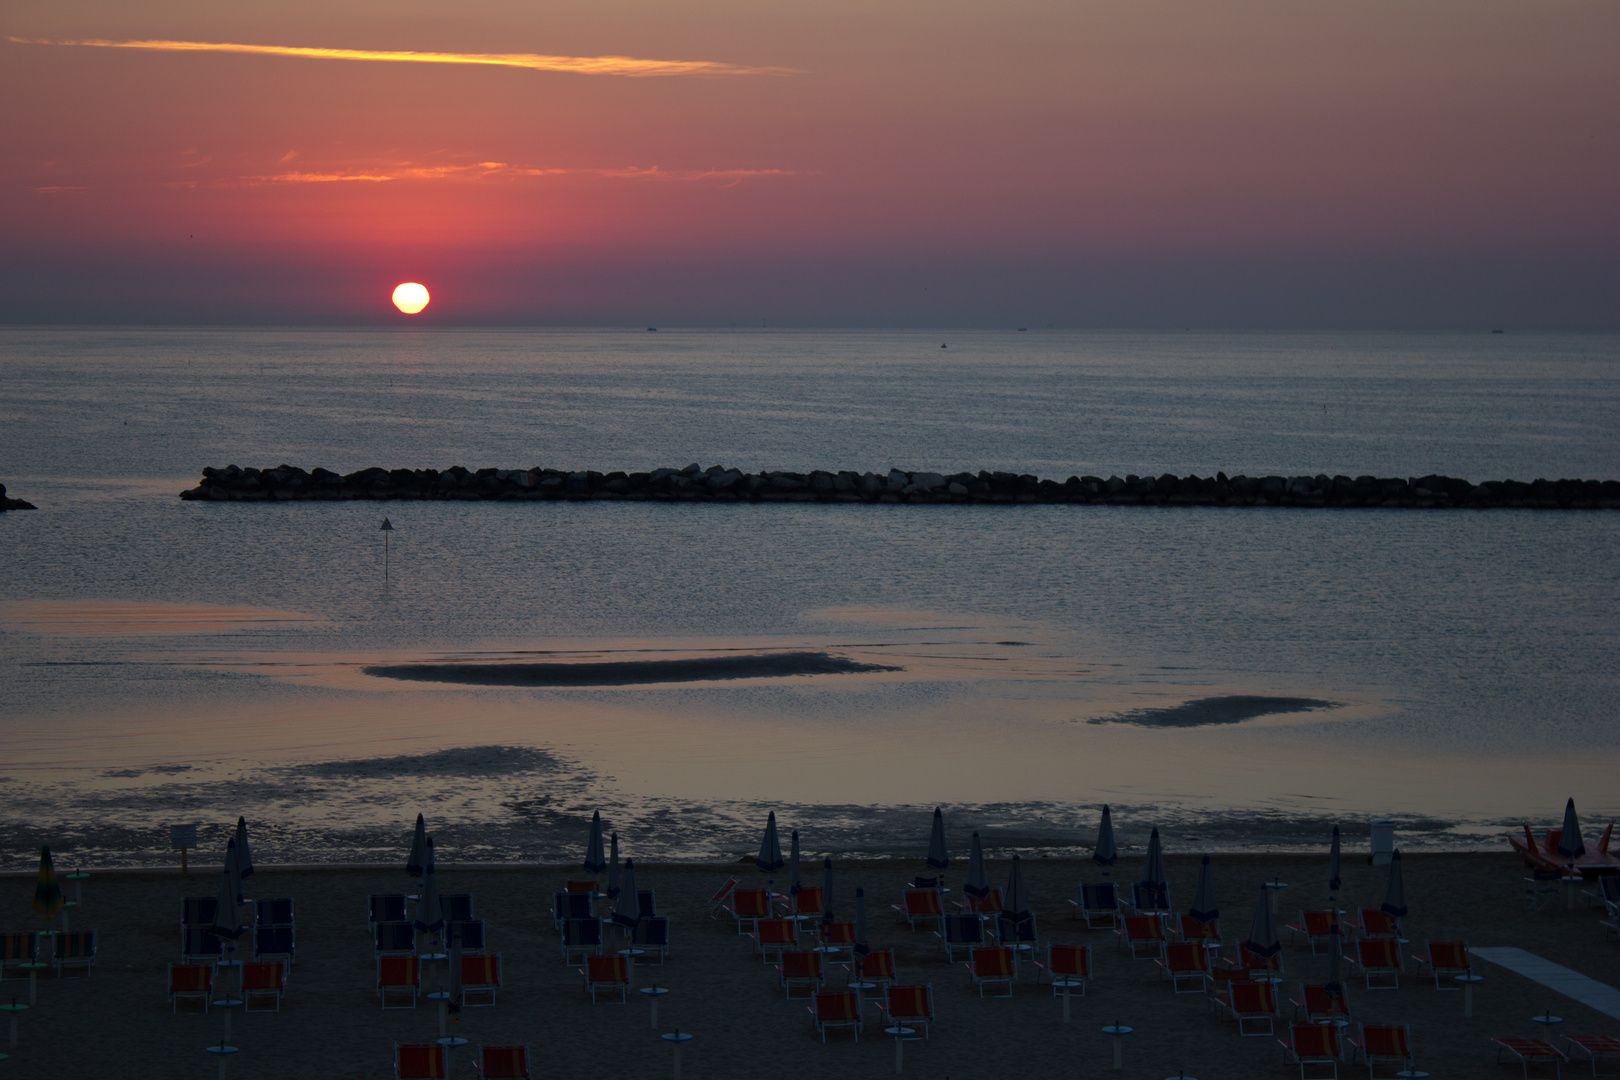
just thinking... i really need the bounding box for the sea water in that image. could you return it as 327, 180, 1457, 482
0, 328, 1616, 868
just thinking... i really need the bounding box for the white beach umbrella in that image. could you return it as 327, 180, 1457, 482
1188, 854, 1218, 923
406, 813, 428, 878
1001, 854, 1030, 922
233, 817, 255, 881
1140, 827, 1167, 890
756, 811, 784, 873
415, 839, 445, 935
613, 860, 641, 930
1559, 798, 1587, 862
223, 837, 245, 905
1329, 825, 1342, 899
926, 807, 949, 871
1379, 849, 1408, 918
1093, 806, 1118, 871
584, 811, 607, 875
1242, 886, 1280, 959
607, 832, 621, 899
789, 830, 803, 895
821, 857, 835, 921
964, 832, 990, 899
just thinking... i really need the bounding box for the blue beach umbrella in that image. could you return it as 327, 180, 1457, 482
821, 857, 835, 921
613, 860, 641, 930
1002, 854, 1030, 922
415, 839, 445, 934
1093, 806, 1118, 872
584, 811, 607, 875
1380, 849, 1408, 918
756, 811, 784, 873
963, 832, 990, 899
1324, 921, 1343, 996
209, 864, 244, 944
607, 833, 621, 899
1140, 828, 1167, 890
1558, 798, 1587, 862
1328, 825, 1342, 897
853, 887, 870, 957
789, 830, 803, 895
406, 813, 428, 878
1188, 854, 1219, 923
223, 837, 245, 905
234, 817, 255, 881
926, 807, 949, 870
1243, 886, 1280, 958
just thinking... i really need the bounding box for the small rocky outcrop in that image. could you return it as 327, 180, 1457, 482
0, 483, 37, 511
176, 465, 1620, 509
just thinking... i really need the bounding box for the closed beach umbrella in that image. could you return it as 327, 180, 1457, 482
1329, 825, 1342, 896
607, 833, 621, 899
613, 860, 641, 930
926, 807, 949, 870
584, 811, 607, 875
234, 817, 255, 881
853, 887, 870, 957
756, 811, 784, 873
821, 857, 835, 921
1242, 886, 1280, 958
31, 846, 63, 920
964, 832, 990, 899
1324, 921, 1343, 995
1140, 828, 1167, 890
789, 830, 803, 895
415, 839, 445, 934
1002, 854, 1030, 922
1379, 849, 1408, 918
1189, 854, 1219, 923
1093, 806, 1118, 869
209, 865, 244, 943
1558, 798, 1587, 861
448, 920, 464, 1006
406, 813, 428, 878
223, 837, 245, 905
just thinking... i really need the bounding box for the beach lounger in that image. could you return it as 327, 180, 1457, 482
394, 1043, 447, 1079
750, 918, 797, 963
1279, 1021, 1341, 1080
168, 962, 213, 1013
809, 988, 862, 1042
473, 1045, 530, 1080
1347, 938, 1401, 990
375, 921, 416, 956
849, 946, 897, 988
1580, 875, 1620, 910
253, 925, 295, 969
1409, 939, 1470, 988
708, 877, 738, 918
964, 945, 1015, 997
1290, 983, 1351, 1024
53, 930, 96, 976
180, 896, 218, 928
459, 953, 501, 1007
935, 914, 985, 961
0, 933, 37, 980
1565, 1034, 1620, 1078
560, 918, 603, 964
369, 894, 408, 928
1286, 909, 1337, 954
563, 879, 598, 894
378, 955, 420, 1008
180, 925, 223, 963
1495, 1038, 1567, 1080
636, 889, 657, 919
892, 888, 944, 932
633, 916, 671, 963
1177, 914, 1222, 947
816, 920, 856, 964
451, 919, 486, 954
1349, 1024, 1413, 1079
997, 912, 1039, 968
783, 885, 825, 923
253, 898, 294, 927
955, 886, 1004, 917
553, 891, 592, 927
1216, 980, 1279, 1037
581, 954, 628, 1003
1035, 943, 1092, 997
1234, 941, 1284, 979
912, 875, 941, 889
1524, 867, 1563, 912
241, 961, 285, 1012
1069, 882, 1122, 929
873, 984, 934, 1038
442, 894, 475, 922
1126, 881, 1172, 915
1157, 941, 1212, 993
777, 949, 823, 998
1116, 914, 1167, 960
726, 887, 771, 934
1346, 908, 1400, 941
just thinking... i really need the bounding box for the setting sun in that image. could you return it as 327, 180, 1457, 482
391, 282, 429, 314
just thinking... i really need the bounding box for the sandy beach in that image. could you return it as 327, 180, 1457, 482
4, 851, 1617, 1079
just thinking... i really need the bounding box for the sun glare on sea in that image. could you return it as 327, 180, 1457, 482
391, 282, 430, 314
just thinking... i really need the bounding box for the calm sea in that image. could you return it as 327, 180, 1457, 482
1, 328, 1616, 869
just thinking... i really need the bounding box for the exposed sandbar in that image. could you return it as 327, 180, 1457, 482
363, 651, 900, 687
1091, 693, 1337, 727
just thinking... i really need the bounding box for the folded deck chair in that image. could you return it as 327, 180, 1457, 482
1524, 868, 1563, 912
1494, 1038, 1567, 1080
936, 914, 985, 962
1234, 941, 1284, 979
777, 949, 823, 998
553, 891, 593, 928
254, 898, 294, 927
1069, 882, 1122, 929
726, 887, 771, 935
378, 955, 420, 1008
394, 1043, 447, 1079
474, 1045, 531, 1080
1216, 980, 1279, 1037
1178, 914, 1221, 947
1116, 914, 1167, 960
1346, 908, 1400, 941
168, 962, 213, 1013
560, 918, 604, 964
955, 887, 1004, 917
809, 988, 861, 1042
816, 920, 856, 964
1565, 1034, 1620, 1078
750, 918, 797, 963
892, 888, 945, 932
1349, 1023, 1413, 1079
1410, 939, 1470, 988
707, 877, 739, 919
369, 894, 408, 928
181, 896, 218, 928
633, 917, 671, 963
875, 984, 935, 1038
1347, 938, 1400, 990
442, 894, 475, 923
1036, 943, 1092, 996
1290, 983, 1351, 1025
180, 925, 223, 964
1127, 881, 1172, 915
53, 930, 96, 976
1279, 1021, 1341, 1080
786, 886, 825, 923
849, 946, 897, 988
253, 925, 295, 969
241, 961, 285, 1012
964, 945, 1015, 997
1286, 909, 1337, 954
459, 953, 501, 1007
1157, 941, 1211, 994
375, 921, 416, 956
581, 954, 628, 1003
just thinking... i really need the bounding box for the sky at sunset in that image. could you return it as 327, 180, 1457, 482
4, 0, 1616, 326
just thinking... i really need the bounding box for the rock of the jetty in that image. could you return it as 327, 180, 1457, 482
0, 482, 39, 511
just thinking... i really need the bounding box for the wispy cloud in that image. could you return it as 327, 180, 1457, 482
235, 162, 793, 186
10, 36, 797, 78
32, 185, 86, 194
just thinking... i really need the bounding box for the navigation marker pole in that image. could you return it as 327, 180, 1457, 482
380, 517, 394, 581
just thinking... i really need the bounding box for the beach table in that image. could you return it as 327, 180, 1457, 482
426, 990, 468, 1048
639, 984, 669, 1028
1261, 881, 1288, 916
1455, 972, 1483, 1017
1562, 875, 1584, 911
1103, 1024, 1132, 1071
884, 1024, 915, 1074
205, 1039, 238, 1080
0, 1002, 26, 1048
660, 1030, 692, 1079
17, 961, 47, 1005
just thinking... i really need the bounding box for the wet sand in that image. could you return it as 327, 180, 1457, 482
4, 852, 1617, 1079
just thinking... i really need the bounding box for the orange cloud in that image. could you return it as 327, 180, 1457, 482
233, 162, 792, 186
10, 36, 797, 78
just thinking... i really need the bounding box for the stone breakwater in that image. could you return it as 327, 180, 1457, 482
0, 483, 37, 511
179, 464, 1620, 508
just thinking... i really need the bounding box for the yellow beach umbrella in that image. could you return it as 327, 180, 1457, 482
32, 846, 63, 921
